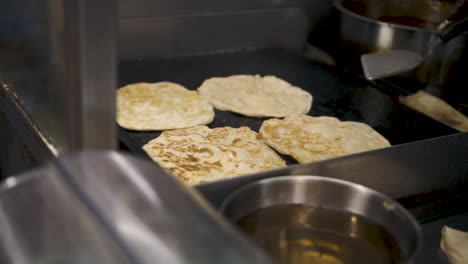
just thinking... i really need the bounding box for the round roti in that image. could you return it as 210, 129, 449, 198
142, 126, 286, 185
259, 114, 390, 163
198, 75, 312, 117
117, 82, 214, 131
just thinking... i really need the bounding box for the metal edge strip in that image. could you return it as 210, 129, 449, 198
0, 83, 58, 160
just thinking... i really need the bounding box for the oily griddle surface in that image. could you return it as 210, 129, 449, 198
118, 48, 456, 158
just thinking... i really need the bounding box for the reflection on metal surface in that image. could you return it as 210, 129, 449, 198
115, 216, 183, 264
0, 203, 29, 264
377, 24, 394, 51
0, 169, 132, 264
112, 154, 161, 204
3, 178, 17, 189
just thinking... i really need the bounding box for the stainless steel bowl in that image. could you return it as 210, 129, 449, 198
220, 175, 422, 264
333, 0, 467, 89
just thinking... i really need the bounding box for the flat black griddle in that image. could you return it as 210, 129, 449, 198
117, 50, 465, 264
118, 48, 457, 157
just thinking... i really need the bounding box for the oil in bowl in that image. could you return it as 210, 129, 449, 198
237, 204, 401, 264
220, 176, 421, 264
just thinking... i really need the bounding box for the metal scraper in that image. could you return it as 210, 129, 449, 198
361, 50, 423, 81
361, 1, 468, 80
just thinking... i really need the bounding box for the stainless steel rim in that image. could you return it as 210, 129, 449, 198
0, 174, 38, 195
220, 175, 422, 262
332, 0, 437, 33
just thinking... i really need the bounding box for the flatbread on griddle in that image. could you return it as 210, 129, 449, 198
142, 126, 286, 185
117, 82, 214, 131
260, 114, 390, 163
198, 75, 312, 117
399, 91, 468, 132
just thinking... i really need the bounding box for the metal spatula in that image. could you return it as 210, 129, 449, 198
361, 0, 468, 80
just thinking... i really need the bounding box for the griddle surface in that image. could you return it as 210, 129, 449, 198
118, 49, 456, 156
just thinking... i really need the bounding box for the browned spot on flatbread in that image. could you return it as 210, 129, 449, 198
199, 147, 213, 155
187, 155, 198, 162
142, 125, 286, 185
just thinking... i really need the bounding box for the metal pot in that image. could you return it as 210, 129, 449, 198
333, 0, 467, 93
220, 175, 422, 264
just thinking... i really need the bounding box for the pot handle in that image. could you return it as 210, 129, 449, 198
439, 0, 468, 42
448, 0, 468, 21
440, 16, 468, 42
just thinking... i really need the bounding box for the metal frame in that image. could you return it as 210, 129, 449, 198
62, 0, 118, 150
0, 0, 117, 160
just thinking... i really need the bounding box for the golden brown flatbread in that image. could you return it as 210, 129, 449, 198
260, 115, 390, 163
142, 126, 286, 185
117, 82, 214, 131
198, 75, 312, 117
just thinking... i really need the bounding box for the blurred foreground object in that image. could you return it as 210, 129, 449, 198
0, 151, 270, 264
